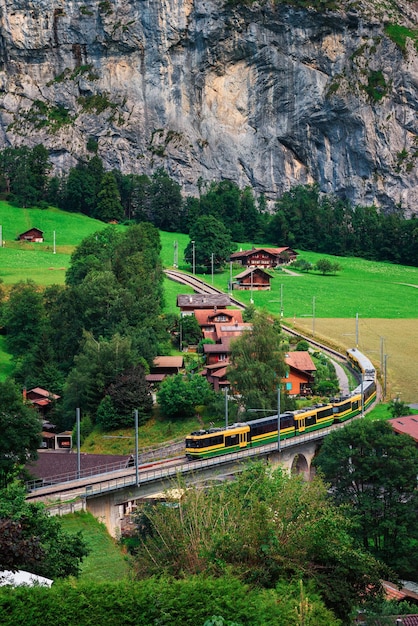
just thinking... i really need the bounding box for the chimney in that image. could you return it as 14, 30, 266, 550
22, 387, 27, 402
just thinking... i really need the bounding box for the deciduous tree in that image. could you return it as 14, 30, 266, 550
228, 313, 287, 412
0, 381, 41, 487
314, 419, 418, 579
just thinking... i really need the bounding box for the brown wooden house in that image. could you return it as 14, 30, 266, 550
233, 267, 273, 292
146, 356, 184, 384
202, 362, 229, 392
18, 228, 44, 243
230, 247, 297, 269
203, 338, 232, 365
25, 387, 60, 417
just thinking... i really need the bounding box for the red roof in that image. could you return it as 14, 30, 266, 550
28, 387, 60, 400
285, 352, 316, 373
194, 309, 243, 326
146, 374, 166, 383
388, 415, 418, 442
234, 267, 273, 280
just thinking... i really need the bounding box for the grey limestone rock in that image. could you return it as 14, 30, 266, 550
0, 0, 417, 213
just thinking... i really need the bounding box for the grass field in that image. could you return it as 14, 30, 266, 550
59, 511, 130, 581
0, 203, 123, 285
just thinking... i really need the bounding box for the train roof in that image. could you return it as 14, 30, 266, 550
347, 348, 375, 372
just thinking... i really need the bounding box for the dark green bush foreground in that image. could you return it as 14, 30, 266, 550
0, 576, 340, 626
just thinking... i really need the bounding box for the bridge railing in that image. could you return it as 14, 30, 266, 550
79, 427, 336, 498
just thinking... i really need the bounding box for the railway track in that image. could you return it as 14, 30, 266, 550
165, 269, 246, 310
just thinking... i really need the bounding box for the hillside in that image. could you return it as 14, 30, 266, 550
0, 0, 417, 213
0, 203, 122, 284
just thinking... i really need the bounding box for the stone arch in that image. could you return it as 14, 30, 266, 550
290, 453, 310, 479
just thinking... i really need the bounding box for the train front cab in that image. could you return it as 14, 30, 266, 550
185, 424, 250, 460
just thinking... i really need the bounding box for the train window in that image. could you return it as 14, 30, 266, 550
306, 415, 316, 426
333, 401, 350, 414
225, 434, 239, 447
352, 400, 359, 410
317, 407, 333, 419
280, 415, 293, 429
207, 435, 224, 447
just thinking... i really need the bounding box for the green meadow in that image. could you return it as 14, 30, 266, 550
160, 232, 418, 319
0, 202, 123, 284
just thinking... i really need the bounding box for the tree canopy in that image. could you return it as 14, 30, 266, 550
314, 419, 418, 579
130, 463, 385, 622
0, 381, 41, 488
0, 483, 88, 578
184, 215, 235, 273
228, 313, 288, 412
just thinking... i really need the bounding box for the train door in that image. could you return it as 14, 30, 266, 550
297, 418, 306, 433
239, 431, 248, 448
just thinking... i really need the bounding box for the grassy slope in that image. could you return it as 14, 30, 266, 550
160, 232, 418, 319
0, 202, 123, 285
59, 511, 130, 581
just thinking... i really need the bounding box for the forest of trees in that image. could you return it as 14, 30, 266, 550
0, 223, 168, 432
1, 145, 417, 267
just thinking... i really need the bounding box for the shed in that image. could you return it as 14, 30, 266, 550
18, 228, 44, 243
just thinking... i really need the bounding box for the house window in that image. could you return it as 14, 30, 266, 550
219, 354, 227, 361
286, 382, 292, 390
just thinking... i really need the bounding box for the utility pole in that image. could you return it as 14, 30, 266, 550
224, 387, 229, 428
280, 284, 283, 317
76, 408, 81, 479
173, 240, 178, 268
277, 385, 281, 452
356, 313, 359, 347
134, 409, 139, 487
312, 296, 316, 336
211, 252, 214, 285
192, 240, 195, 275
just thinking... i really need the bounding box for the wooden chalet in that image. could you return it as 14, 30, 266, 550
177, 294, 231, 314
230, 246, 297, 269
25, 387, 60, 417
146, 356, 184, 384
202, 362, 229, 392
233, 267, 273, 292
283, 352, 316, 396
194, 308, 244, 341
18, 228, 44, 243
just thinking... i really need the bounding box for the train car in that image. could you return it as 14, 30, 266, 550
346, 348, 376, 382
332, 393, 361, 422
292, 403, 334, 433
186, 348, 377, 460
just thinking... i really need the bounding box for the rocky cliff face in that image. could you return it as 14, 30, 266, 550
0, 0, 417, 213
